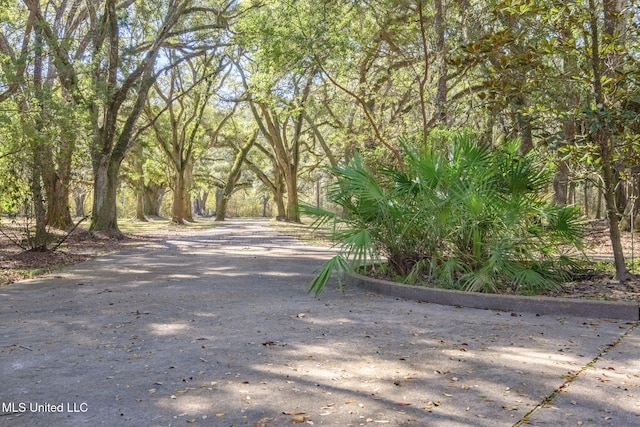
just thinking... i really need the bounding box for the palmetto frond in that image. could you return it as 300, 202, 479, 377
303, 131, 584, 295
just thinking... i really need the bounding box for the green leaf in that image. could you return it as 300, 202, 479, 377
307, 255, 350, 297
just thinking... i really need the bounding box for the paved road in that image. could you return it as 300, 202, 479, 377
1, 219, 638, 426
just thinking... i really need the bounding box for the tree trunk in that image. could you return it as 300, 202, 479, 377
89, 72, 156, 233
284, 172, 300, 222
316, 178, 321, 208
553, 160, 570, 205
183, 161, 194, 222
599, 130, 631, 279
568, 185, 575, 205
200, 191, 208, 215
634, 175, 640, 231
128, 142, 147, 222
134, 175, 147, 222
193, 198, 201, 216
90, 155, 121, 232
553, 27, 579, 207
434, 0, 448, 126
216, 132, 257, 221
241, 58, 312, 223
172, 170, 186, 224
614, 162, 627, 217
29, 144, 48, 251
280, 75, 312, 223
73, 191, 87, 217
41, 95, 75, 230
596, 185, 603, 219
143, 183, 164, 217
273, 171, 286, 220
215, 186, 229, 221
514, 95, 533, 155
43, 172, 73, 229
588, 0, 631, 280
135, 190, 147, 221
30, 24, 48, 250
215, 188, 223, 216
244, 157, 282, 219
583, 181, 590, 218
262, 195, 269, 217
255, 102, 303, 223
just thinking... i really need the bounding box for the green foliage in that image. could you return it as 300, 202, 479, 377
0, 167, 27, 214
303, 131, 585, 295
0, 105, 28, 214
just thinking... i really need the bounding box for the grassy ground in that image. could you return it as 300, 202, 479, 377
117, 216, 221, 234
268, 216, 335, 247
0, 216, 221, 286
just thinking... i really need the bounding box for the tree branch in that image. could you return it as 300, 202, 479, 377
316, 62, 404, 168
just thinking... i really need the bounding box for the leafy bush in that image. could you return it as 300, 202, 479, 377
303, 132, 584, 296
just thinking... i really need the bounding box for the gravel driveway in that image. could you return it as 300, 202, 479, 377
1, 219, 638, 426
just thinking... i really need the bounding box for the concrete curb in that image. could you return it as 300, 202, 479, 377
346, 273, 640, 320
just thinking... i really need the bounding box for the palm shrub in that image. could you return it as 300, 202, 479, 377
303, 132, 584, 296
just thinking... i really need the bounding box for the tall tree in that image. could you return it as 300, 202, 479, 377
147, 53, 227, 224
0, 3, 49, 246
29, 17, 48, 249
242, 70, 313, 222
586, 0, 632, 280
215, 130, 257, 221
26, 0, 232, 233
